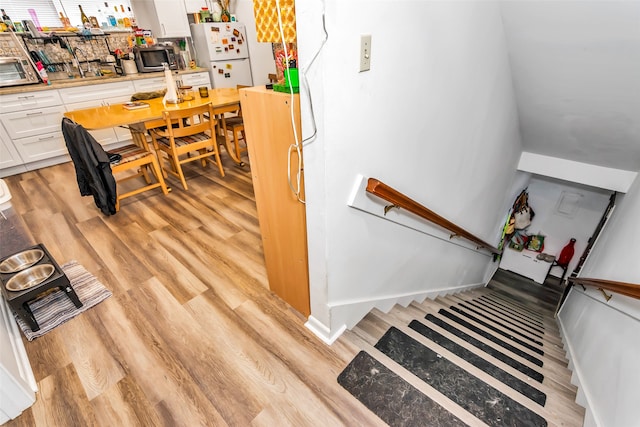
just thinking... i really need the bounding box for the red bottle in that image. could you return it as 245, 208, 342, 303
557, 238, 576, 266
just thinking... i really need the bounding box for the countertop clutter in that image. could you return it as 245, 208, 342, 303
0, 67, 209, 95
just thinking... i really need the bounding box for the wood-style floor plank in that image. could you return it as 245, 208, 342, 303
3, 159, 381, 426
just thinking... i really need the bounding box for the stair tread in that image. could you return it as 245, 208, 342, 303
340, 269, 585, 427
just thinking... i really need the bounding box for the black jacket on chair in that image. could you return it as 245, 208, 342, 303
62, 118, 117, 215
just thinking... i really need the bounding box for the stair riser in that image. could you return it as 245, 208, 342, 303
436, 296, 568, 362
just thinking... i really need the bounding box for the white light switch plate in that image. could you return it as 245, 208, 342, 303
360, 34, 371, 72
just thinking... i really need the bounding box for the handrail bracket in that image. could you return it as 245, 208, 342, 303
598, 288, 612, 302
384, 204, 399, 216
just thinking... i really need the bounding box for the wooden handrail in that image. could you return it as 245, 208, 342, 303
366, 178, 502, 255
569, 277, 640, 300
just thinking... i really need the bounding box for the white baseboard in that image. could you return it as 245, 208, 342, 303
306, 281, 486, 344
304, 316, 346, 345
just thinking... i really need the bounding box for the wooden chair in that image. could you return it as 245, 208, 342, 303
108, 142, 169, 211
62, 117, 169, 214
150, 103, 224, 190
220, 85, 249, 161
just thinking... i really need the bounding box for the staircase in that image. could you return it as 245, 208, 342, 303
339, 269, 585, 427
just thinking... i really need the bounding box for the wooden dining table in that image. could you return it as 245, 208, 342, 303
63, 87, 244, 165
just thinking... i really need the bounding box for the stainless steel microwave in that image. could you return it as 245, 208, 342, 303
0, 57, 39, 87
133, 46, 178, 73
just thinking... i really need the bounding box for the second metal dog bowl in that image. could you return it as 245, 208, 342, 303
5, 264, 55, 292
0, 249, 45, 274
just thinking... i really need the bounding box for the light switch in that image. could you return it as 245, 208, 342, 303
360, 34, 371, 72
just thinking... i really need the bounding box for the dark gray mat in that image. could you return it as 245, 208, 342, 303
424, 314, 544, 382
338, 351, 466, 427
409, 320, 547, 405
375, 327, 547, 427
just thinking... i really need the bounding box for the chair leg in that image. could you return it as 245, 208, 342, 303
234, 128, 242, 160
150, 155, 170, 195
208, 145, 225, 177
169, 156, 188, 190
140, 165, 152, 184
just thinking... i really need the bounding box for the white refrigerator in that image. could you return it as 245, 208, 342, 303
190, 23, 253, 89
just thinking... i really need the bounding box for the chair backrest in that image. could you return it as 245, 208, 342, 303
235, 85, 250, 116
162, 103, 215, 140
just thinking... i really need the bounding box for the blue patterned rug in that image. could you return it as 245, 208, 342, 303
14, 260, 112, 341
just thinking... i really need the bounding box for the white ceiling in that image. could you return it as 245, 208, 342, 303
499, 1, 640, 172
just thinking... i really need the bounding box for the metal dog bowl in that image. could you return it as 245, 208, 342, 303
0, 249, 45, 274
5, 264, 55, 292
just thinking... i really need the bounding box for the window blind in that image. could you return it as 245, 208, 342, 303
1, 1, 60, 28
60, 1, 132, 29
1, 0, 131, 29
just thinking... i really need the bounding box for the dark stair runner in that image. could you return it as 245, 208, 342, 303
338, 270, 579, 426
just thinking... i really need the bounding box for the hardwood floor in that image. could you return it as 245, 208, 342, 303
3, 157, 386, 427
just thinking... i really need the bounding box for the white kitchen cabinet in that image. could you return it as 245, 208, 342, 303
0, 105, 68, 164
11, 132, 67, 164
0, 90, 62, 115
0, 125, 23, 171
0, 90, 67, 173
58, 81, 135, 105
0, 293, 37, 423
60, 81, 136, 147
133, 76, 167, 93
180, 71, 211, 89
1, 106, 66, 140
131, 0, 190, 38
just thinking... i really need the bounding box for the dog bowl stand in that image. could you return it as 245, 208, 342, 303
0, 244, 82, 332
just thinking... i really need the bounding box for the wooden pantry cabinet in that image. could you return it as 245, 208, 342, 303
240, 86, 310, 316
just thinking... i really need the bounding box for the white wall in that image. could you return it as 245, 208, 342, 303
522, 175, 612, 277
297, 1, 525, 339
558, 175, 640, 427
500, 1, 640, 172
233, 0, 276, 85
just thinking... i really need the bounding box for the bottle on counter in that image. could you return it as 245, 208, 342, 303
1, 9, 14, 31
105, 2, 116, 27
114, 5, 124, 28
120, 5, 130, 28
128, 7, 137, 29
35, 61, 50, 85
59, 12, 71, 28
79, 5, 90, 24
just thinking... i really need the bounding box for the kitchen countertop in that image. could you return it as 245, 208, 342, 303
0, 67, 209, 96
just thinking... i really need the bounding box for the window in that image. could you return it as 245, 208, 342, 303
1, 0, 131, 30
1, 1, 60, 28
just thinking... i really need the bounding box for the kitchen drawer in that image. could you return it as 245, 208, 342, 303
65, 95, 133, 145
180, 72, 211, 89
13, 131, 67, 163
133, 77, 167, 93
59, 80, 135, 104
1, 106, 66, 140
0, 90, 63, 114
